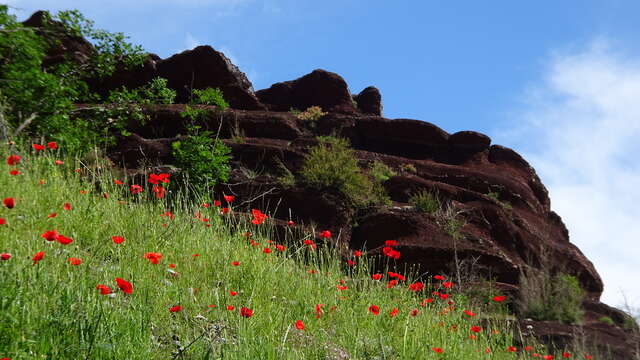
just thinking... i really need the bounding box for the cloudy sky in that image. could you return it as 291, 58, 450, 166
5, 1, 640, 310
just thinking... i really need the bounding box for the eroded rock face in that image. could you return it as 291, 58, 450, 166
353, 86, 383, 116
256, 69, 358, 114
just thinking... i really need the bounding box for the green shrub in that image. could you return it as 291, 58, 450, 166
409, 189, 440, 214
171, 126, 231, 193
192, 87, 229, 109
300, 136, 387, 207
369, 160, 396, 182
297, 106, 326, 122
518, 270, 584, 324
400, 163, 417, 174
599, 316, 615, 325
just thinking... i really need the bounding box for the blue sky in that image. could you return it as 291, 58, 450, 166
6, 1, 640, 311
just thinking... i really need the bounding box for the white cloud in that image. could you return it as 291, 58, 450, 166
497, 39, 640, 309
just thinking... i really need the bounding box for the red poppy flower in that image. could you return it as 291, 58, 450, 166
169, 305, 182, 313
389, 307, 398, 317
96, 284, 111, 295
408, 282, 424, 292
226, 305, 235, 311
346, 259, 355, 267
562, 352, 571, 358
315, 304, 324, 318
464, 310, 476, 317
410, 309, 419, 317
102, 192, 108, 199
239, 307, 253, 318
263, 247, 272, 254
287, 220, 295, 226
492, 295, 507, 302
56, 234, 73, 245
434, 275, 445, 280
382, 246, 400, 259
47, 213, 57, 218
41, 230, 59, 242
46, 141, 58, 149
148, 173, 170, 184
54, 160, 64, 165
336, 285, 348, 291
371, 273, 383, 280
63, 202, 72, 211
439, 293, 449, 300
319, 230, 331, 239
251, 209, 268, 225
152, 185, 166, 199
543, 356, 554, 360
115, 278, 133, 294
229, 290, 238, 296
231, 261, 240, 266
32, 143, 45, 151
143, 252, 163, 264
386, 280, 398, 288
112, 236, 125, 244
507, 346, 517, 352
432, 347, 443, 353
1, 253, 11, 260
422, 298, 434, 306
6, 154, 21, 165
220, 207, 229, 214
524, 346, 533, 352
130, 185, 143, 195
585, 355, 593, 359
295, 320, 305, 330
388, 272, 406, 281
160, 211, 174, 220
385, 240, 398, 246
442, 281, 453, 289
368, 305, 380, 315
213, 200, 222, 207
32, 251, 45, 265
353, 250, 363, 257
114, 179, 124, 185
223, 195, 235, 203
192, 254, 200, 257
68, 257, 82, 265
9, 169, 20, 176
0, 218, 6, 226
470, 325, 482, 333
303, 239, 317, 249
3, 198, 15, 209
276, 244, 285, 252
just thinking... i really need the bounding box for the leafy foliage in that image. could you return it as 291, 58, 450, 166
296, 106, 326, 122
368, 160, 396, 182
518, 270, 584, 324
301, 136, 389, 207
409, 189, 440, 214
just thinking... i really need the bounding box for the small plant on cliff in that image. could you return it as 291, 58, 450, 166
181, 87, 229, 128
297, 106, 326, 122
368, 160, 396, 182
409, 189, 440, 214
171, 125, 231, 193
518, 269, 584, 324
301, 136, 388, 207
399, 163, 417, 174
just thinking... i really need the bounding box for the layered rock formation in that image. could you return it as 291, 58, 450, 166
26, 11, 639, 358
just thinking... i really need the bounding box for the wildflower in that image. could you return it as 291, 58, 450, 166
63, 202, 72, 211
152, 185, 166, 199
169, 263, 176, 269
227, 305, 235, 311
48, 213, 57, 218
32, 251, 45, 265
56, 235, 73, 245
336, 285, 348, 291
213, 200, 222, 207
439, 293, 449, 300
148, 173, 170, 184
54, 160, 64, 165
1, 253, 11, 260
231, 261, 240, 266
372, 273, 383, 280
464, 310, 476, 317
353, 250, 363, 257
346, 259, 355, 267
130, 185, 143, 194
0, 217, 6, 225
96, 284, 111, 295
315, 304, 324, 318
47, 142, 58, 149
221, 207, 229, 214
368, 305, 380, 315
387, 280, 398, 288
382, 246, 400, 259
410, 309, 419, 317
3, 198, 15, 209
303, 239, 316, 249
143, 252, 163, 264
239, 307, 253, 318
32, 144, 45, 151
543, 356, 554, 360
295, 320, 305, 330
287, 220, 295, 226
442, 281, 453, 289
68, 257, 82, 265
319, 230, 331, 238
408, 282, 424, 292
507, 346, 517, 352
223, 195, 235, 203
276, 244, 285, 252
169, 305, 182, 313
470, 325, 482, 333
9, 169, 20, 176
112, 236, 125, 244
432, 347, 444, 353
115, 278, 133, 294
492, 295, 507, 302
6, 154, 21, 165
563, 353, 571, 358
389, 308, 398, 317
160, 211, 174, 220
42, 230, 59, 241
263, 247, 272, 254
114, 179, 124, 185
388, 272, 406, 281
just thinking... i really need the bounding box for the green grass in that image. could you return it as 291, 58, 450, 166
0, 145, 592, 359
